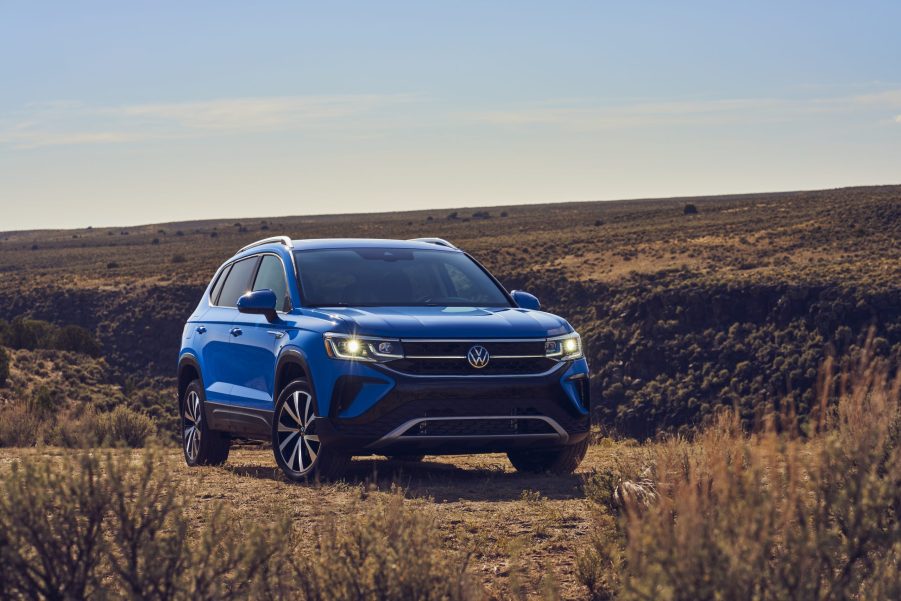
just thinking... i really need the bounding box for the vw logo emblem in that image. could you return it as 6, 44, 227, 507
467, 345, 490, 369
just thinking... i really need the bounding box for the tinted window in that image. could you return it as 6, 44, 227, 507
294, 248, 511, 307
216, 257, 259, 307
209, 264, 231, 304
253, 255, 290, 311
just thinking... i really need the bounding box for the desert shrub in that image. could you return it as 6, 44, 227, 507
3, 317, 56, 350
171, 253, 186, 264
0, 403, 40, 447
0, 453, 108, 599
28, 383, 58, 418
52, 324, 101, 356
0, 451, 275, 600
683, 203, 698, 215
96, 405, 156, 447
0, 345, 9, 386
580, 351, 901, 600
51, 407, 102, 448
0, 452, 480, 600
274, 491, 478, 601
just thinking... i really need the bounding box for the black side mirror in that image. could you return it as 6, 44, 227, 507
237, 289, 279, 322
510, 290, 541, 311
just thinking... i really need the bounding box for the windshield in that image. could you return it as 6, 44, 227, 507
294, 248, 512, 307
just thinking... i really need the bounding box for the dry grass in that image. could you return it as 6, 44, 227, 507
579, 345, 901, 601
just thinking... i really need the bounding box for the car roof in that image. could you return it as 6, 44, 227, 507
290, 238, 460, 252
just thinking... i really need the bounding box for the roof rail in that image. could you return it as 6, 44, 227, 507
237, 236, 294, 254
408, 237, 458, 250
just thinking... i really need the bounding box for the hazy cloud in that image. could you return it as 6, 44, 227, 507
472, 89, 901, 131
0, 95, 417, 148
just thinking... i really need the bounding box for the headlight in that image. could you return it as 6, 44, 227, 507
323, 333, 403, 362
545, 332, 583, 361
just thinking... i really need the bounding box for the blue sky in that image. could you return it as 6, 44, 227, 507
1, 1, 900, 230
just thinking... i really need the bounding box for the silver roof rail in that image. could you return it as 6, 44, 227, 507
408, 237, 458, 250
237, 236, 294, 254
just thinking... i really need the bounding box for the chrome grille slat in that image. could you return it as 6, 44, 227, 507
390, 338, 555, 376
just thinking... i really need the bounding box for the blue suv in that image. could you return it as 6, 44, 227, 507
178, 236, 590, 481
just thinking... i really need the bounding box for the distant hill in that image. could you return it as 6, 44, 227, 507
1, 185, 899, 437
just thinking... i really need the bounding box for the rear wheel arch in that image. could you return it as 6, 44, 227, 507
177, 355, 203, 402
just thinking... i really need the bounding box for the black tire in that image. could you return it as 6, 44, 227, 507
273, 379, 350, 482
181, 379, 230, 466
387, 454, 426, 463
507, 438, 588, 475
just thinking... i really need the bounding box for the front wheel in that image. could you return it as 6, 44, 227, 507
507, 438, 588, 475
273, 380, 350, 482
181, 380, 230, 466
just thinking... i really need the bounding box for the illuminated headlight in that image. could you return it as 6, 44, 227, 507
323, 333, 403, 362
545, 332, 583, 361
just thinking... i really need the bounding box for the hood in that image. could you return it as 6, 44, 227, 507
308, 306, 572, 339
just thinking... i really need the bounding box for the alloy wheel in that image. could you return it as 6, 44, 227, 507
276, 390, 321, 475
183, 390, 202, 463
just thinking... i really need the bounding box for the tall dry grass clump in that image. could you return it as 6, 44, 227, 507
0, 451, 481, 600
581, 341, 900, 601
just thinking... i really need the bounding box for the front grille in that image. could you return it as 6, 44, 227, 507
390, 339, 555, 376
400, 418, 556, 437
403, 340, 546, 357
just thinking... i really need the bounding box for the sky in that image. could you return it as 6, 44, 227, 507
1, 1, 900, 231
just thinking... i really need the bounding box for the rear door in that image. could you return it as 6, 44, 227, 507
202, 256, 260, 405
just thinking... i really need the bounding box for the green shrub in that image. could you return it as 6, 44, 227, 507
27, 383, 58, 418
3, 317, 55, 350
0, 346, 9, 386
52, 324, 101, 356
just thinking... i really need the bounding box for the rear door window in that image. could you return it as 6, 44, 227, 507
216, 257, 259, 307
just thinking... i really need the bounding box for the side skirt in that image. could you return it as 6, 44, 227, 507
205, 402, 273, 439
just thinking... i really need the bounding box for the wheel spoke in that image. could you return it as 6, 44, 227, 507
293, 437, 303, 471
304, 437, 318, 463
304, 394, 312, 426
185, 427, 196, 458
279, 431, 299, 453
277, 423, 298, 432
284, 397, 301, 425
305, 434, 320, 443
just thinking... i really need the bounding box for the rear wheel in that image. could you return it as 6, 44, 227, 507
273, 379, 350, 482
507, 438, 588, 475
181, 380, 230, 466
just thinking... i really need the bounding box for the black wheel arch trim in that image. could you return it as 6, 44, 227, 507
274, 347, 318, 407
177, 354, 204, 402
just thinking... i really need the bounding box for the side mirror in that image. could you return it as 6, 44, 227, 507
237, 289, 279, 322
510, 290, 541, 311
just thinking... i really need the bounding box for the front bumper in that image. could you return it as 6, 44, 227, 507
315, 360, 591, 455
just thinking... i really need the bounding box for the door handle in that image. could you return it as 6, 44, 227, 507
230, 327, 243, 337
267, 330, 285, 339
195, 326, 207, 334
